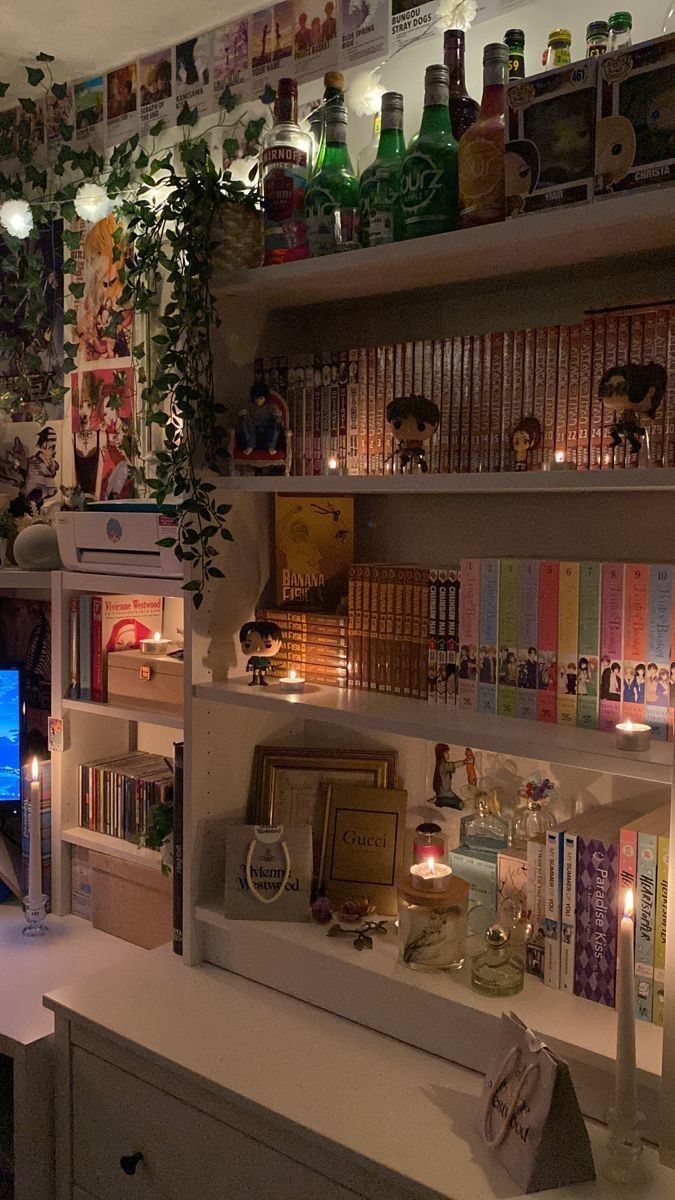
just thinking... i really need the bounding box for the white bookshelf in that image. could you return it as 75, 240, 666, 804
62, 696, 184, 730
214, 467, 675, 494
61, 826, 163, 870
0, 568, 54, 590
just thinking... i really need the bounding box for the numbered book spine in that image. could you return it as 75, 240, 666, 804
490, 331, 504, 472
313, 352, 322, 476
460, 337, 472, 473
321, 350, 332, 468
401, 568, 413, 698
646, 565, 672, 741
436, 568, 448, 706
338, 349, 348, 471
478, 558, 499, 716
635, 830, 658, 1022
589, 314, 606, 470
517, 559, 538, 721
651, 306, 669, 468
358, 346, 368, 475
448, 568, 460, 706
622, 563, 649, 726
544, 829, 565, 989
543, 325, 558, 467
537, 561, 559, 723
369, 566, 380, 691
479, 333, 492, 473
603, 314, 618, 468
428, 568, 439, 704
384, 566, 396, 694
449, 335, 462, 473
566, 323, 581, 467
416, 569, 430, 700
577, 562, 600, 729
429, 341, 442, 474
557, 562, 580, 726
654, 835, 669, 1027
347, 348, 359, 476
532, 326, 546, 470
626, 312, 644, 470
614, 312, 631, 469
561, 831, 577, 993
600, 563, 624, 732
374, 345, 386, 476
393, 567, 405, 697
500, 330, 514, 471
440, 338, 452, 475
458, 558, 479, 711
471, 334, 483, 473
577, 316, 593, 469
497, 559, 518, 717
361, 565, 371, 691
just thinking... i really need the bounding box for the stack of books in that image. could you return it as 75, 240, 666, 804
68, 593, 163, 703
347, 565, 433, 698
257, 609, 348, 688
78, 751, 173, 843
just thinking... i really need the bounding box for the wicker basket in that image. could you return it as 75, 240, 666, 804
211, 200, 263, 282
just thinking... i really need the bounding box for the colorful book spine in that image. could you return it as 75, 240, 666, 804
517, 560, 538, 721
599, 563, 624, 732
526, 839, 545, 980
574, 832, 620, 1006
393, 567, 405, 696
577, 562, 600, 729
500, 330, 514, 471
490, 331, 504, 472
68, 596, 79, 699
447, 567, 460, 705
635, 829, 658, 1022
497, 559, 518, 717
532, 326, 546, 470
440, 338, 451, 475
436, 569, 448, 706
566, 323, 581, 467
537, 561, 559, 723
646, 565, 672, 741
543, 324, 558, 466
544, 829, 565, 989
401, 568, 413, 697
576, 316, 593, 468
654, 834, 668, 1027
338, 349, 348, 472
79, 595, 92, 702
374, 345, 386, 476
357, 346, 368, 475
622, 563, 649, 726
458, 558, 479, 711
91, 595, 103, 703
561, 830, 577, 993
589, 314, 606, 470
557, 562, 580, 726
478, 558, 498, 716
619, 821, 638, 896
329, 351, 339, 464
346, 349, 359, 476
428, 568, 439, 705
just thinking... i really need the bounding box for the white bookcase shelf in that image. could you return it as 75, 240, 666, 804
61, 826, 162, 870
0, 568, 53, 590
60, 570, 184, 598
214, 467, 675, 495
62, 696, 184, 730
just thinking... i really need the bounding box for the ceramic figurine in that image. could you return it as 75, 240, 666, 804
235, 382, 284, 456
385, 395, 440, 474
430, 743, 476, 811
599, 362, 667, 458
510, 416, 541, 471
239, 619, 282, 686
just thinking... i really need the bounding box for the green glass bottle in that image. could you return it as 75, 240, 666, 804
359, 92, 406, 248
305, 101, 360, 256
399, 65, 459, 241
308, 71, 345, 177
505, 28, 525, 78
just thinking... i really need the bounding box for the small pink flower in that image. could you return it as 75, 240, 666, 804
337, 898, 371, 925
311, 897, 334, 925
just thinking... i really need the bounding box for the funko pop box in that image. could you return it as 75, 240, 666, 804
595, 34, 675, 196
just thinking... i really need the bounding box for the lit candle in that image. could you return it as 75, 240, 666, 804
325, 456, 342, 475
410, 855, 453, 893
616, 719, 651, 752
140, 630, 172, 655
615, 888, 639, 1128
544, 451, 577, 471
278, 669, 305, 693
28, 757, 42, 905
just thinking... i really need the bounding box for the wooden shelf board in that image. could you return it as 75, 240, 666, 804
193, 679, 673, 783
214, 189, 675, 310
0, 568, 53, 590
62, 697, 184, 730
62, 826, 163, 870
60, 570, 184, 598
210, 467, 675, 495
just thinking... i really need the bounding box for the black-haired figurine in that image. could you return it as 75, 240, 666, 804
510, 416, 541, 471
235, 382, 284, 456
599, 362, 668, 458
239, 620, 282, 686
505, 139, 540, 217
385, 395, 440, 473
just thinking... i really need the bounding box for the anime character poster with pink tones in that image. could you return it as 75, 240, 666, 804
71, 215, 133, 364
251, 1, 293, 82
213, 19, 252, 102
292, 0, 339, 79
71, 368, 134, 500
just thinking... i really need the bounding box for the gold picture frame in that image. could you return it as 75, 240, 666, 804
250, 746, 397, 885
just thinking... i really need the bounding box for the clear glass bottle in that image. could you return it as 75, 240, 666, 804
443, 30, 480, 142
305, 101, 360, 256
397, 875, 470, 972
471, 920, 525, 996
511, 790, 555, 850
458, 43, 508, 229
545, 28, 572, 70
260, 78, 312, 266
586, 20, 609, 57
505, 28, 525, 79
399, 65, 459, 241
459, 795, 509, 854
307, 71, 345, 177
608, 11, 632, 50
357, 112, 382, 177
412, 821, 445, 864
359, 92, 405, 247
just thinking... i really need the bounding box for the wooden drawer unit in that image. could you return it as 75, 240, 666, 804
71, 1046, 356, 1200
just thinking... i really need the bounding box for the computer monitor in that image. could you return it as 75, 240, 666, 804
0, 668, 22, 806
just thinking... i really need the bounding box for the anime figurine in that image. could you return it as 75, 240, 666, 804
504, 139, 540, 217
235, 382, 284, 456
430, 743, 476, 810
510, 417, 541, 471
385, 395, 440, 473
239, 619, 282, 686
595, 115, 636, 191
599, 362, 668, 457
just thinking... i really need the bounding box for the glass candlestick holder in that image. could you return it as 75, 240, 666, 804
23, 893, 48, 937
397, 875, 470, 972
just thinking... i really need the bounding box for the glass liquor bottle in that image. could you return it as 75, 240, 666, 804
505, 29, 525, 79
458, 43, 508, 229
399, 65, 459, 241
586, 21, 609, 57
459, 795, 509, 855
260, 78, 312, 266
359, 92, 405, 247
608, 11, 632, 50
443, 30, 479, 141
545, 28, 572, 70
305, 101, 360, 256
357, 112, 382, 177
307, 71, 345, 177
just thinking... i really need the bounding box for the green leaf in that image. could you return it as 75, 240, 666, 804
19, 96, 37, 114
68, 281, 85, 299
25, 67, 45, 86
58, 121, 74, 141
260, 84, 276, 106
207, 566, 225, 578
0, 83, 9, 98
156, 537, 176, 548
149, 119, 165, 137
135, 147, 149, 169
222, 138, 240, 161
176, 101, 197, 127
193, 592, 204, 610
183, 580, 200, 592
36, 51, 55, 62
51, 82, 67, 100
218, 87, 237, 113
220, 528, 234, 541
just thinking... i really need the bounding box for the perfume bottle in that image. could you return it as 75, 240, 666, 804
459, 795, 509, 854
413, 822, 445, 864
511, 778, 556, 849
471, 920, 525, 996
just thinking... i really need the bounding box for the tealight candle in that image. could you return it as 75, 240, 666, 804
616, 719, 651, 752
410, 855, 453, 893
544, 451, 577, 471
140, 631, 172, 655
325, 456, 342, 475
278, 669, 305, 693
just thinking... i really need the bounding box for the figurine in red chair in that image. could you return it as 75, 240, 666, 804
233, 382, 291, 475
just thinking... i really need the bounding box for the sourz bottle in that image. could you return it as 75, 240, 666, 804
399, 65, 459, 241
359, 92, 405, 247
304, 101, 360, 256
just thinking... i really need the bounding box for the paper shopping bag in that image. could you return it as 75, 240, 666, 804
223, 824, 312, 920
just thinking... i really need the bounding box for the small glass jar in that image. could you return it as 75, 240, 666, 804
545, 28, 572, 70
412, 822, 445, 865
398, 875, 470, 973
586, 20, 609, 57
459, 797, 509, 855
471, 920, 525, 996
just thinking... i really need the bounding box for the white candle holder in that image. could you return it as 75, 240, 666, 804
278, 672, 305, 693
544, 454, 577, 472
615, 721, 651, 752
324, 456, 343, 476
601, 1107, 650, 1186
22, 893, 48, 938
140, 634, 173, 655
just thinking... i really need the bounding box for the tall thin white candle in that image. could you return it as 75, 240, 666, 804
28, 757, 42, 904
615, 887, 638, 1125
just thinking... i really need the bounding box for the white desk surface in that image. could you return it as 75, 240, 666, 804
45, 945, 675, 1200
0, 903, 146, 1055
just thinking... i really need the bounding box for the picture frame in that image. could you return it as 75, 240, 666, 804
321, 783, 409, 916
250, 746, 397, 884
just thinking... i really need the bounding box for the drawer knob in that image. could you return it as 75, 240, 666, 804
120, 1151, 144, 1176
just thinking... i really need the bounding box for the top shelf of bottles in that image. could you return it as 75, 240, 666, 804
214, 189, 675, 312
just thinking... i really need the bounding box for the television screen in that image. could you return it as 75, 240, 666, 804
0, 668, 21, 806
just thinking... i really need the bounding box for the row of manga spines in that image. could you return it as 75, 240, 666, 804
78, 752, 173, 843
253, 300, 675, 475
256, 609, 348, 687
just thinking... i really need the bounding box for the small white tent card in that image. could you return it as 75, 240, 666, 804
223, 825, 312, 921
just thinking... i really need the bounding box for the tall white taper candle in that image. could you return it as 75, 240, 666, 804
615, 887, 638, 1125
28, 757, 42, 904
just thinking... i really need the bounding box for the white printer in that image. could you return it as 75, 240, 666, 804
56, 507, 181, 578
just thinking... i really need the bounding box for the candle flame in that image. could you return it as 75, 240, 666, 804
31, 757, 39, 783
426, 856, 436, 874
555, 451, 564, 463
624, 888, 634, 918
327, 456, 337, 471
153, 631, 161, 642
289, 670, 297, 680
624, 719, 634, 731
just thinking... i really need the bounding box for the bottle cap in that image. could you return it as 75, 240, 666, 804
415, 822, 442, 834
587, 20, 609, 36
277, 77, 297, 97
425, 64, 450, 85
548, 27, 572, 43
381, 91, 404, 111
504, 28, 525, 47
483, 42, 509, 64
324, 70, 345, 89
485, 923, 510, 948
443, 28, 465, 42
609, 10, 632, 28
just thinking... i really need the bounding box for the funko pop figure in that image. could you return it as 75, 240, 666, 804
505, 139, 540, 217
239, 620, 282, 686
599, 361, 668, 456
235, 382, 284, 455
510, 416, 541, 471
385, 394, 440, 474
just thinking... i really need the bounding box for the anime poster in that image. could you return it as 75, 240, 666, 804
71, 368, 134, 501
0, 219, 64, 422
390, 0, 435, 52
175, 32, 216, 119
106, 63, 139, 146
251, 1, 294, 82
47, 83, 74, 147
71, 215, 133, 364
74, 75, 105, 150
139, 49, 174, 136
340, 0, 387, 68
212, 19, 252, 102
0, 421, 62, 515
292, 0, 339, 80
